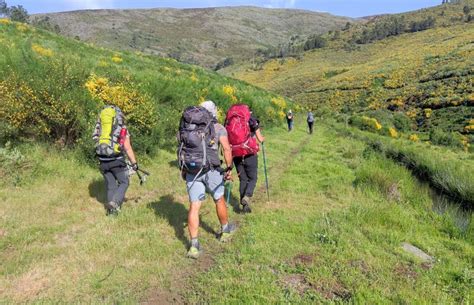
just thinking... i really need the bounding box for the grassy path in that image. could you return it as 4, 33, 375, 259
1, 120, 472, 303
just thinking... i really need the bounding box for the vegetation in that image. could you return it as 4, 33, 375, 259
0, 0, 29, 23
225, 0, 473, 149
31, 7, 352, 68
332, 122, 474, 207
1, 119, 471, 303
0, 2, 472, 303
0, 19, 291, 156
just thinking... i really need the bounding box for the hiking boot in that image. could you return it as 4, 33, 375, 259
219, 223, 237, 243
187, 245, 202, 259
241, 196, 252, 213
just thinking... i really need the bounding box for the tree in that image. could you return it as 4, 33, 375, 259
1, 1, 29, 23
0, 0, 8, 17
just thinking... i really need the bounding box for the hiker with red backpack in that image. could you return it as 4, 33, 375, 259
177, 101, 236, 259
92, 105, 138, 216
225, 104, 265, 213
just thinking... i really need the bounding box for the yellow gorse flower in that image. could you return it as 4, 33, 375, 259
111, 55, 123, 63
362, 116, 382, 131
32, 43, 54, 57
409, 134, 419, 142
84, 74, 157, 131
389, 127, 399, 138
16, 23, 28, 32
223, 85, 236, 96
424, 108, 432, 118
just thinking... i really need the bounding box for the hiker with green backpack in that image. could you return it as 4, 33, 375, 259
92, 105, 138, 216
177, 101, 236, 259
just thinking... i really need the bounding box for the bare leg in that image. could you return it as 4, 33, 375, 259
215, 196, 228, 226
188, 201, 202, 239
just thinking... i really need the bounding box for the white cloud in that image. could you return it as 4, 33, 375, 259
63, 0, 115, 10
265, 0, 296, 8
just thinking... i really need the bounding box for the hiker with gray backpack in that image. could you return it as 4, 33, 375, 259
307, 110, 315, 134
177, 101, 236, 259
92, 105, 138, 216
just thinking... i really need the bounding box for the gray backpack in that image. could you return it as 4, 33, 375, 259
307, 112, 314, 123
177, 106, 221, 175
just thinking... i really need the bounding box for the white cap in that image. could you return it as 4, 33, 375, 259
201, 100, 217, 118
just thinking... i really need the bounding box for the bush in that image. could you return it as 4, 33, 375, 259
393, 112, 413, 132
429, 128, 464, 149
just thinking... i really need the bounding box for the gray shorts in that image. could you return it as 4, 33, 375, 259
186, 169, 225, 203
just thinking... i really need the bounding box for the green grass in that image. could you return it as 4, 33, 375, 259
331, 122, 474, 207
1, 118, 472, 303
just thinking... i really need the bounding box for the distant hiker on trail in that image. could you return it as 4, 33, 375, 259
177, 101, 236, 259
225, 104, 265, 213
286, 110, 294, 131
307, 110, 314, 134
92, 105, 138, 216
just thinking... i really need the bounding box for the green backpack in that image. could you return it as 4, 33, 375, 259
93, 106, 125, 157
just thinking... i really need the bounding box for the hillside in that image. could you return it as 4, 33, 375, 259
0, 18, 290, 153
32, 6, 352, 69
224, 1, 473, 148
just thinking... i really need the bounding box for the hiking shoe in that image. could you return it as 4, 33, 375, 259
106, 207, 120, 217
187, 245, 202, 259
105, 201, 119, 211
241, 196, 252, 213
219, 223, 237, 243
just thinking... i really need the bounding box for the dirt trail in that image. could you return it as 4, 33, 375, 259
141, 132, 313, 304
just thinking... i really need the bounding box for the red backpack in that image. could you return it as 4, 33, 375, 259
225, 104, 259, 157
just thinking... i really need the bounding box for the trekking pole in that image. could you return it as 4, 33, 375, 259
261, 142, 270, 201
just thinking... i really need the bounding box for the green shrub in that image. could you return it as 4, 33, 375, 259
429, 128, 464, 149
393, 112, 413, 132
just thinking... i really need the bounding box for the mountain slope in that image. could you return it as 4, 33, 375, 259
32, 7, 352, 68
0, 18, 290, 152
224, 1, 473, 141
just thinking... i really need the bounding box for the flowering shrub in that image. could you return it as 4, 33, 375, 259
362, 116, 382, 131
409, 134, 420, 142
389, 127, 399, 138
32, 43, 54, 57
464, 119, 474, 133
85, 74, 157, 133
222, 85, 238, 103
111, 55, 123, 63
424, 108, 432, 118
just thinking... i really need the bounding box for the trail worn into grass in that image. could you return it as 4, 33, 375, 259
1, 122, 472, 303
188, 123, 473, 304
142, 128, 313, 304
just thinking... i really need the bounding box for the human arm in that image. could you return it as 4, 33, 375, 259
123, 136, 138, 168
255, 128, 265, 143
219, 135, 233, 180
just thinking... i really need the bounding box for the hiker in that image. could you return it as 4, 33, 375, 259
92, 105, 138, 216
307, 110, 314, 134
177, 101, 236, 259
225, 104, 265, 213
286, 110, 294, 131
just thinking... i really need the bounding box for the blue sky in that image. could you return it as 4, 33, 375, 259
7, 0, 442, 17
